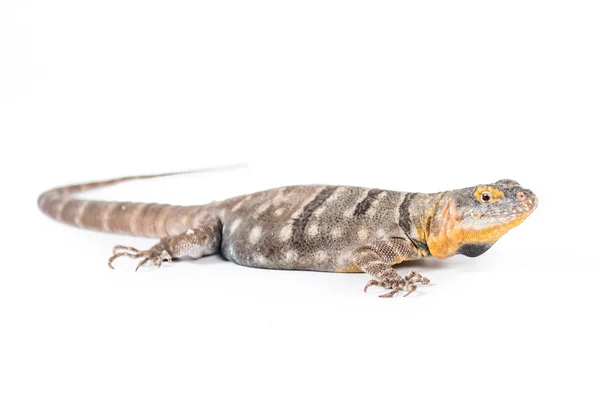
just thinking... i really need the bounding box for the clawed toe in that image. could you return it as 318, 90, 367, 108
363, 280, 381, 292
379, 288, 401, 298
402, 284, 417, 297
405, 271, 430, 285
108, 250, 140, 269
378, 282, 417, 298
112, 245, 140, 256
365, 273, 428, 298
160, 250, 172, 265
108, 244, 172, 271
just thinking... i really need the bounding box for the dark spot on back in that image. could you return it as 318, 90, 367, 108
353, 189, 384, 217
398, 193, 415, 235
291, 186, 337, 246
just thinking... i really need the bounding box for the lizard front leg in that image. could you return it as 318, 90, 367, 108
108, 218, 222, 270
350, 237, 428, 298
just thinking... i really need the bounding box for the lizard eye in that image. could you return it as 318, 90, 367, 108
475, 186, 504, 203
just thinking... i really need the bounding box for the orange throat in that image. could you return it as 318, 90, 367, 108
426, 199, 530, 259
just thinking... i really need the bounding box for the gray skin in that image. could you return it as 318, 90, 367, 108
38, 173, 537, 297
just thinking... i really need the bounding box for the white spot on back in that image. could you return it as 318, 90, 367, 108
230, 218, 241, 233
232, 196, 250, 212
256, 255, 266, 265
315, 251, 327, 262
272, 187, 288, 205
285, 250, 298, 262
186, 228, 194, 235
366, 204, 379, 217
314, 207, 326, 217
331, 227, 343, 239
280, 225, 292, 241
338, 251, 352, 265
256, 202, 270, 215
249, 227, 262, 243
307, 224, 319, 236
274, 208, 285, 216
358, 228, 369, 241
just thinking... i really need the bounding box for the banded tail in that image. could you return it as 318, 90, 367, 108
38, 165, 244, 238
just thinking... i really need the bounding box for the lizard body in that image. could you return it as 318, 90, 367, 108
38, 172, 537, 297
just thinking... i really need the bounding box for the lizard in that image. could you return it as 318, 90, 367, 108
38, 170, 537, 297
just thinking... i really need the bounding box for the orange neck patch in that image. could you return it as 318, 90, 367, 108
426, 198, 528, 259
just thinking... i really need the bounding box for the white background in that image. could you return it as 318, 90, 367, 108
1, 1, 599, 399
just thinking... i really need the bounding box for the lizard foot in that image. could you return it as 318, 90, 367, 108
363, 271, 429, 298
107, 224, 222, 271
364, 277, 414, 298
108, 243, 172, 271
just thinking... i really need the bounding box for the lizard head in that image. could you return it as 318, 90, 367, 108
426, 179, 537, 259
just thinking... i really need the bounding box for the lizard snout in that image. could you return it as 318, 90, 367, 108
517, 189, 538, 212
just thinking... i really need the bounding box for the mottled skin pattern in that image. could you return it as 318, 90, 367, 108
38, 173, 537, 297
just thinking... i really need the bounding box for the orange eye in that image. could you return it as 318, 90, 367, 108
481, 192, 491, 203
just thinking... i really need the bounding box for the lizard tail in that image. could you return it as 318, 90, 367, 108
38, 164, 245, 237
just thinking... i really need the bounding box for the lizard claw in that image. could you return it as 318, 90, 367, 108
112, 245, 140, 256
405, 271, 430, 285
109, 243, 172, 271
363, 280, 380, 292
366, 277, 412, 298
161, 250, 172, 265
402, 284, 417, 297
379, 283, 417, 298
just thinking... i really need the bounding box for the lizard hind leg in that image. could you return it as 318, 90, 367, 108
108, 222, 222, 271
